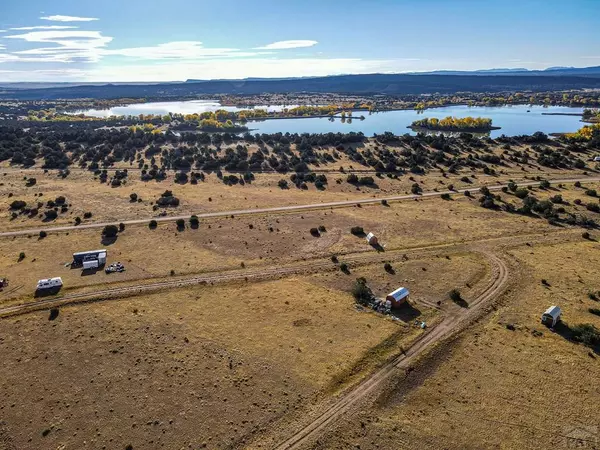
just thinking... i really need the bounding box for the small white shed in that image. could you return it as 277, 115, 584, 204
386, 287, 410, 308
366, 232, 378, 245
541, 305, 561, 327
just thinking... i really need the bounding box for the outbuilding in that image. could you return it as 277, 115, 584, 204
541, 305, 561, 327
386, 287, 410, 308
366, 232, 378, 245
36, 277, 63, 291
73, 249, 107, 266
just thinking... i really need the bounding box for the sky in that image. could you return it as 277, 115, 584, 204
0, 0, 599, 82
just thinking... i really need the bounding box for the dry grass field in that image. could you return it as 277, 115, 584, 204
0, 181, 582, 305
1, 140, 596, 232
0, 252, 482, 450
1, 157, 600, 450
311, 239, 600, 450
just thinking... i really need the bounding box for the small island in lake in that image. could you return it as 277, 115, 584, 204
409, 116, 500, 132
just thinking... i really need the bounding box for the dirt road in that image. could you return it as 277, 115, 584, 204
2, 176, 599, 238
268, 252, 510, 450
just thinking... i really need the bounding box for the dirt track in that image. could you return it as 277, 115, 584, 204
262, 252, 510, 450
2, 176, 599, 238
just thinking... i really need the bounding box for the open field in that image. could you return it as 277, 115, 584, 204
1, 135, 600, 450
2, 179, 595, 305
2, 136, 598, 232
0, 250, 485, 450
304, 239, 600, 450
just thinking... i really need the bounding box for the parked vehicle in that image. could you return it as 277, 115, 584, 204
105, 262, 125, 274
36, 277, 63, 291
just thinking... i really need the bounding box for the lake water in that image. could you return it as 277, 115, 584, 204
77, 100, 292, 117
78, 101, 585, 137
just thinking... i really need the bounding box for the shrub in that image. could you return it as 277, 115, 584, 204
10, 200, 26, 210
440, 193, 451, 201
189, 215, 199, 227
44, 210, 58, 220
149, 220, 158, 229
352, 277, 373, 305
381, 199, 389, 206
589, 308, 600, 317
346, 174, 359, 184
331, 255, 338, 263
278, 179, 289, 189
411, 183, 422, 195
119, 222, 126, 232
340, 263, 349, 274
540, 179, 550, 189
582, 231, 591, 240
570, 323, 600, 348
18, 252, 25, 261
384, 262, 394, 273
585, 189, 597, 197
350, 226, 364, 236
449, 289, 461, 302
102, 224, 119, 238
55, 196, 66, 205
39, 230, 47, 239
574, 181, 582, 188
514, 188, 529, 199
507, 181, 518, 192
83, 212, 93, 219
310, 227, 320, 237
25, 178, 37, 186
318, 225, 326, 232
550, 194, 563, 204
74, 216, 81, 225
176, 218, 185, 229
449, 289, 468, 307
359, 176, 375, 186
130, 193, 138, 202
574, 199, 582, 205
586, 203, 600, 213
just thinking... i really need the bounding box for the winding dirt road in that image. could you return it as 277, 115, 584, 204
2, 176, 599, 238
269, 252, 510, 450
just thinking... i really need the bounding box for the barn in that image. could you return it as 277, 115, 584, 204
386, 287, 410, 308
73, 249, 107, 267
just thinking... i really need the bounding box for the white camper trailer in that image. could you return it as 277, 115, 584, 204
36, 277, 63, 291
541, 305, 561, 327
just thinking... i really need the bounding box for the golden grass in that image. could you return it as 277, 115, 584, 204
314, 240, 600, 449
0, 251, 485, 449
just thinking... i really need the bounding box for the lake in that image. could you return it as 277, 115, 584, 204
78, 101, 585, 137
76, 100, 292, 117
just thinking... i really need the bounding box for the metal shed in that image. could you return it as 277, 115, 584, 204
386, 287, 410, 308
541, 305, 561, 327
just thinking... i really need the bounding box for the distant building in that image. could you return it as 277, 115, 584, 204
366, 232, 378, 245
386, 287, 410, 308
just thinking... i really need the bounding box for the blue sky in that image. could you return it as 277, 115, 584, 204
1, 0, 599, 82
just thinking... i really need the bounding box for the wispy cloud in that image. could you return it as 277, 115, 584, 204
9, 25, 79, 31
104, 41, 258, 60
6, 30, 113, 63
254, 40, 318, 50
40, 15, 98, 22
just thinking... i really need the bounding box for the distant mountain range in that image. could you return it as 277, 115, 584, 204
1, 66, 600, 100
413, 66, 600, 77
